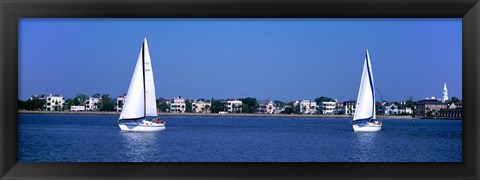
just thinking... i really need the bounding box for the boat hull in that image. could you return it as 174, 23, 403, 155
352, 124, 381, 132
118, 120, 165, 132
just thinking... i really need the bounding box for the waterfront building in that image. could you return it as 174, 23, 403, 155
320, 101, 336, 115
343, 100, 356, 115
438, 103, 462, 118
334, 102, 345, 115
397, 102, 413, 115
265, 97, 276, 114
70, 105, 85, 112
85, 97, 101, 111
226, 99, 242, 113
294, 100, 317, 114
442, 82, 449, 103
116, 96, 125, 112
170, 96, 186, 113
383, 103, 399, 115
192, 100, 211, 113
39, 94, 65, 111
415, 99, 447, 117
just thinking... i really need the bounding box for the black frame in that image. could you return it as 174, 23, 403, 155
1, 0, 479, 179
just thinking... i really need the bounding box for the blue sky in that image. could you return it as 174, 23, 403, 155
19, 18, 462, 102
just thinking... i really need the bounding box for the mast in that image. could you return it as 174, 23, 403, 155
142, 41, 146, 118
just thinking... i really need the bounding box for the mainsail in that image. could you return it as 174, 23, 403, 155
353, 49, 376, 121
119, 38, 158, 120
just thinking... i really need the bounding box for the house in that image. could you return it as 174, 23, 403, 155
294, 100, 317, 114
343, 100, 356, 115
334, 102, 344, 114
265, 97, 276, 114
116, 96, 125, 112
70, 106, 85, 112
226, 99, 242, 113
415, 99, 447, 117
256, 98, 276, 114
39, 94, 65, 111
320, 101, 336, 115
85, 97, 101, 111
383, 103, 399, 115
192, 100, 211, 113
170, 96, 186, 113
397, 102, 413, 115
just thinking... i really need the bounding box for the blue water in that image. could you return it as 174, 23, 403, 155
18, 114, 462, 162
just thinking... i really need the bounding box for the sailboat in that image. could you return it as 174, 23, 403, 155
118, 37, 165, 131
352, 49, 381, 132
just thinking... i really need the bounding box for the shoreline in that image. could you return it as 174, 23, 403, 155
17, 110, 421, 119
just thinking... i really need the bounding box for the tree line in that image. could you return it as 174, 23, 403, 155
18, 94, 462, 114
18, 93, 116, 112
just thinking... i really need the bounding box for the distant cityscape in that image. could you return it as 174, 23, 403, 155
18, 83, 462, 119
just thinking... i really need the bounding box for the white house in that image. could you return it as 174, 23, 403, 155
226, 99, 242, 113
294, 100, 317, 114
265, 98, 276, 114
39, 94, 65, 111
398, 107, 413, 115
85, 97, 101, 111
383, 102, 413, 115
70, 106, 85, 111
343, 100, 356, 115
170, 96, 186, 113
116, 96, 126, 112
383, 103, 399, 115
320, 101, 336, 115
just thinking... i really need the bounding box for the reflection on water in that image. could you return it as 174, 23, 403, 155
118, 131, 163, 162
351, 132, 380, 162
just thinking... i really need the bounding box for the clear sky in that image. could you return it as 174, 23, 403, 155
19, 18, 462, 102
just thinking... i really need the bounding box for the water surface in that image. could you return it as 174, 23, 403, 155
18, 114, 462, 162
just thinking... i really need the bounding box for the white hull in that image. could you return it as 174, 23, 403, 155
352, 123, 381, 132
118, 120, 165, 132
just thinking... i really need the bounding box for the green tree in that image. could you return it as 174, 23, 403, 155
18, 99, 26, 110
240, 97, 258, 114
158, 102, 169, 112
274, 100, 285, 108
450, 97, 460, 104
281, 106, 293, 114
75, 93, 89, 102
21, 99, 45, 111
100, 94, 114, 111
92, 93, 101, 98
314, 96, 335, 105
211, 100, 226, 113
185, 100, 192, 113
406, 96, 415, 108
64, 98, 75, 111
286, 101, 300, 114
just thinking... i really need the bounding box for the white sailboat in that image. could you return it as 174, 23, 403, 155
352, 49, 381, 132
118, 37, 165, 131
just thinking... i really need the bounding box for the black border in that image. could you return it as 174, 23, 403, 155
1, 0, 479, 179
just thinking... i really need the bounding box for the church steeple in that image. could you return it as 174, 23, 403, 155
442, 82, 448, 103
